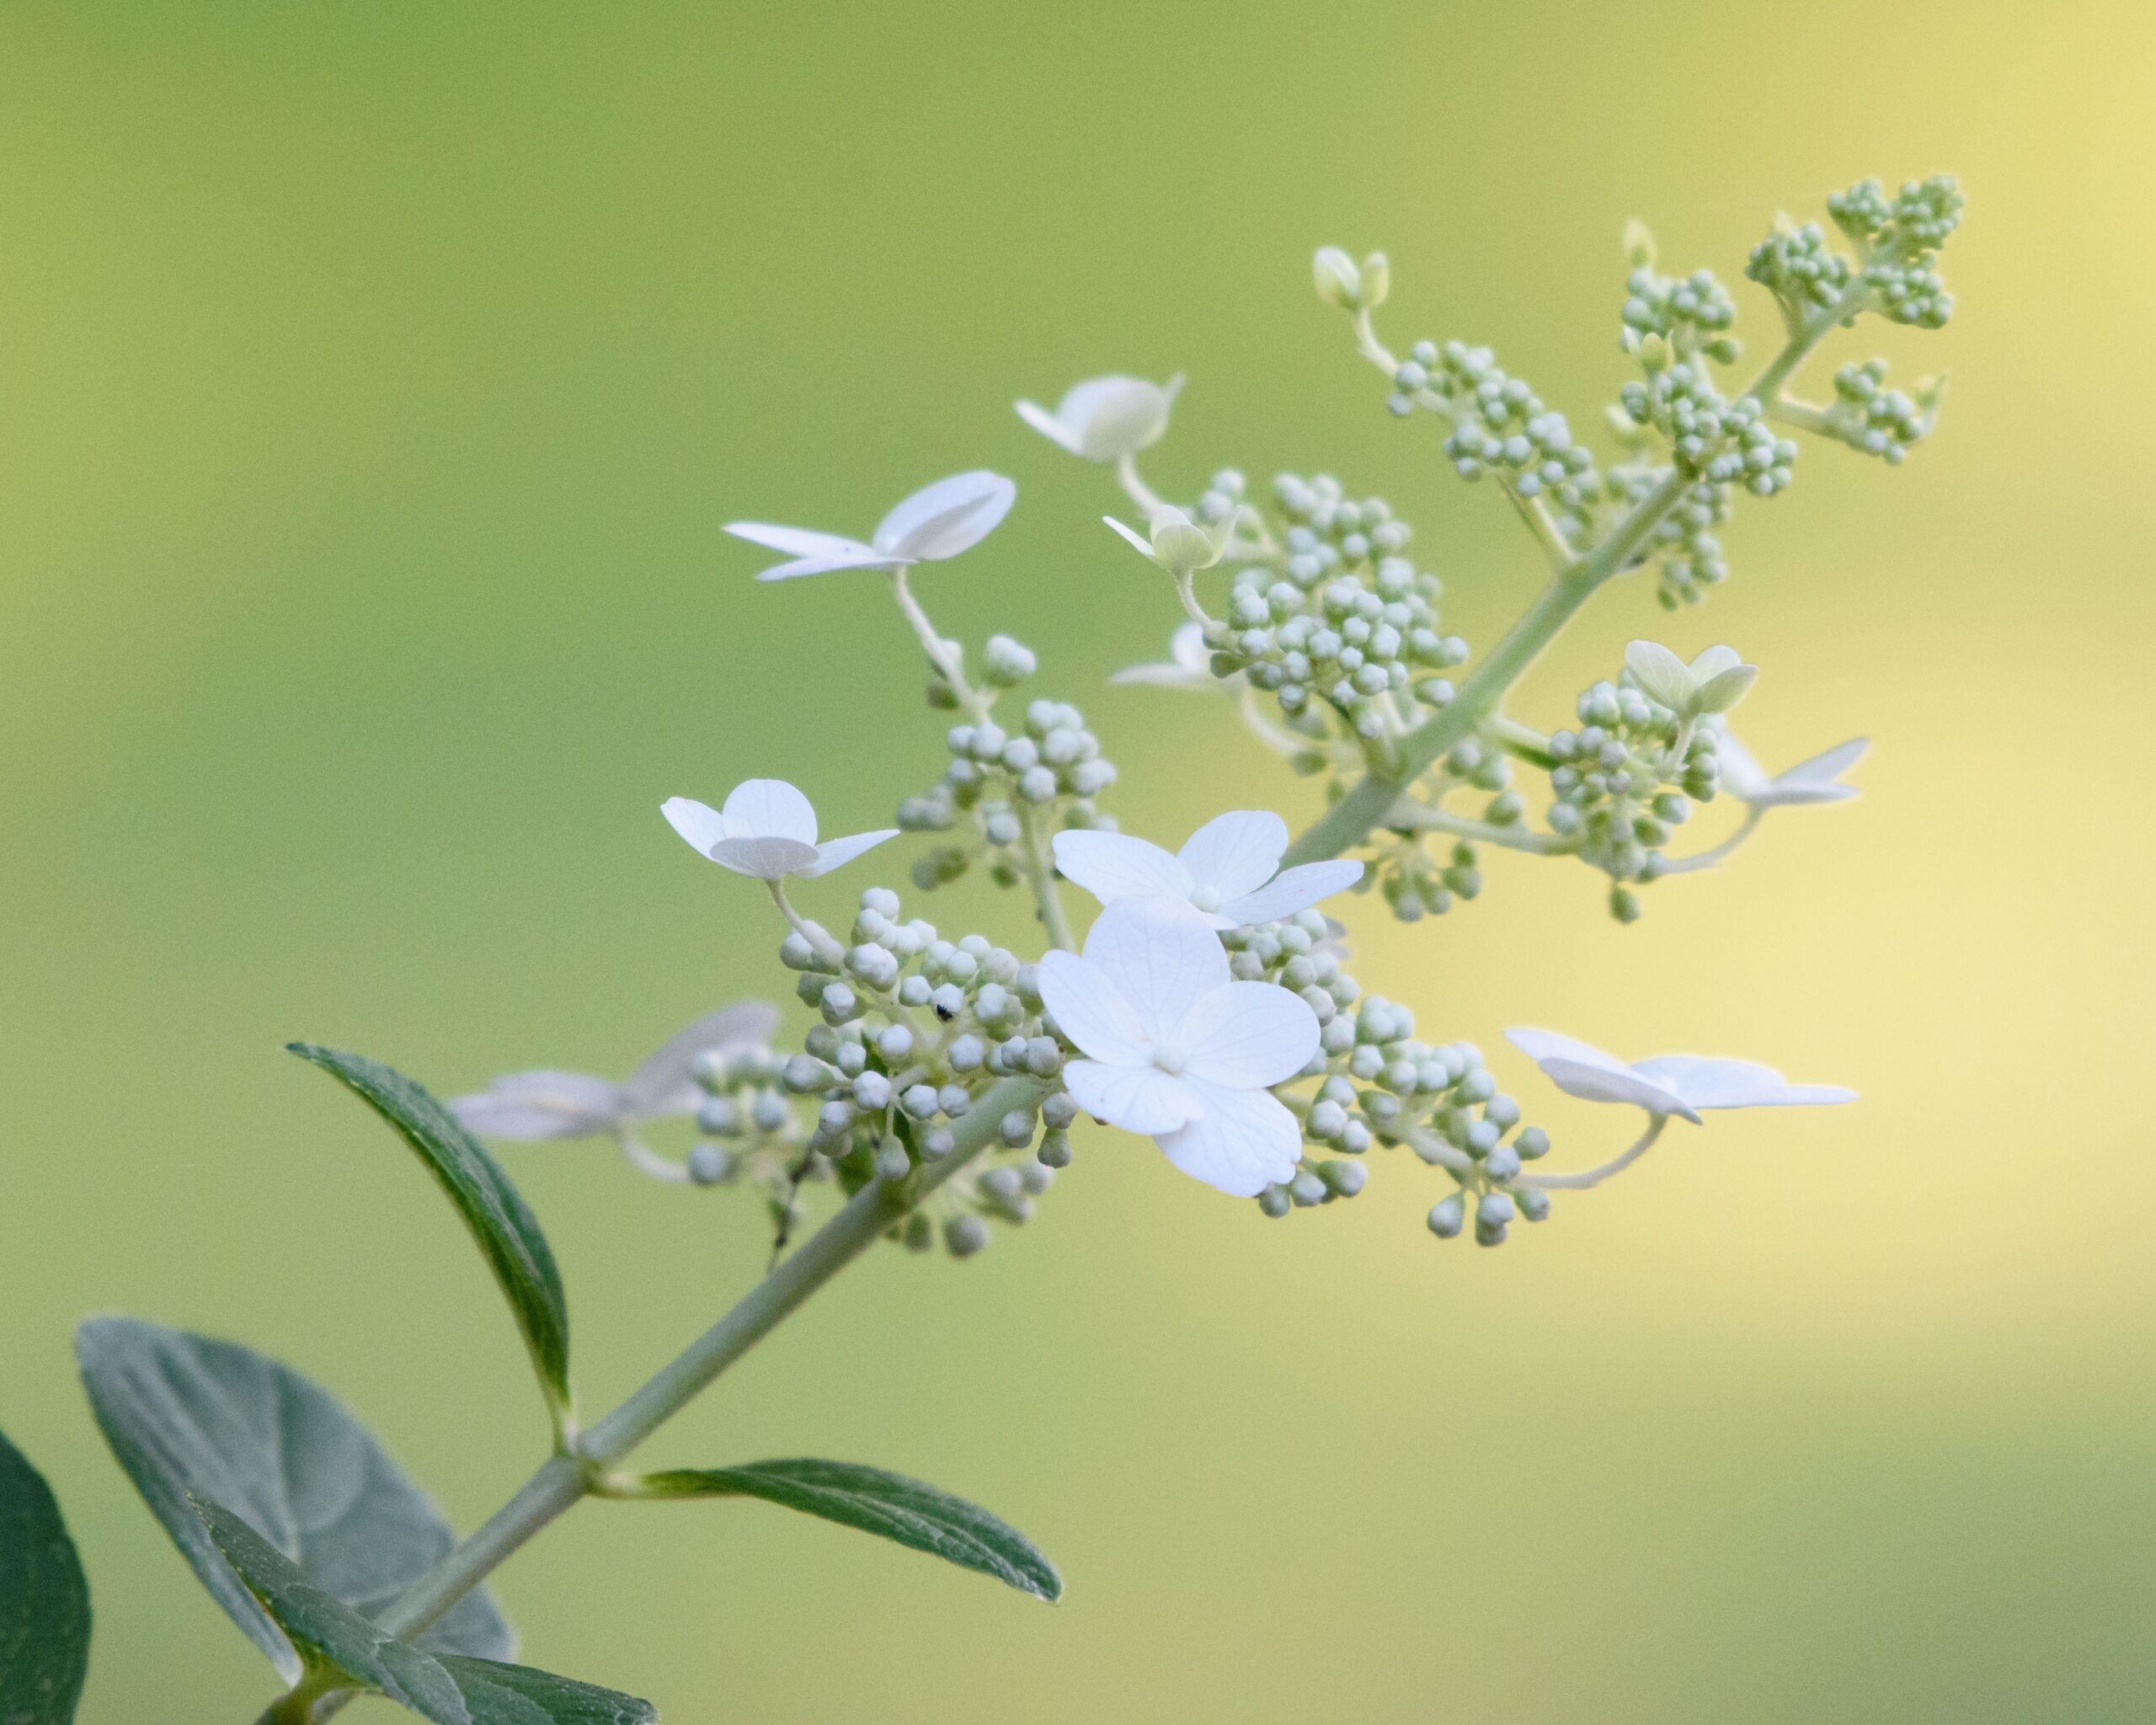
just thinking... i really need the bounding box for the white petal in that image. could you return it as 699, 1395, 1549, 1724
1219, 859, 1364, 927
451, 1072, 627, 1140
720, 778, 818, 845
1108, 659, 1211, 689
708, 835, 821, 879
797, 828, 899, 877
1078, 898, 1230, 1043
1153, 1080, 1302, 1197
873, 471, 1017, 561
1050, 830, 1192, 908
1710, 727, 1772, 799
1176, 810, 1288, 900
1177, 981, 1320, 1089
1535, 1057, 1700, 1121
1625, 639, 1695, 710
1631, 1055, 1857, 1109
1749, 779, 1861, 809
1035, 950, 1150, 1065
623, 1001, 782, 1116
1688, 644, 1743, 681
1056, 374, 1177, 462
1170, 621, 1211, 674
754, 547, 906, 582
661, 797, 728, 857
1014, 398, 1083, 455
1102, 515, 1158, 560
1505, 1027, 1630, 1073
1777, 737, 1870, 785
1062, 1059, 1198, 1134
723, 522, 877, 561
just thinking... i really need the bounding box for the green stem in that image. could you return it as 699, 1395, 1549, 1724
274, 1071, 1051, 1722
1015, 805, 1077, 953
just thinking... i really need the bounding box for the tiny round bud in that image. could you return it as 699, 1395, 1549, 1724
686, 1144, 729, 1186
1426, 1194, 1465, 1238
1037, 1127, 1073, 1167
873, 1140, 912, 1180
944, 1215, 990, 1258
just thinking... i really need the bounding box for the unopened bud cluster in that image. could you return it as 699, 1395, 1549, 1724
1819, 360, 1939, 464
774, 884, 1069, 1257
1219, 912, 1556, 1246
1189, 470, 1466, 766
897, 644, 1118, 895
1544, 676, 1721, 922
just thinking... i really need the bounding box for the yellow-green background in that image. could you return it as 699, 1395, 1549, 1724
3, 3, 2149, 1719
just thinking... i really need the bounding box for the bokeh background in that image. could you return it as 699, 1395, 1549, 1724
3, 3, 2151, 1719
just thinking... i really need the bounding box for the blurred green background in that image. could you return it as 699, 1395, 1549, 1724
3, 2, 2151, 1719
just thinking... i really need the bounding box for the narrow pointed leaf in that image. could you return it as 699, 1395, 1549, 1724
288, 1044, 571, 1411
639, 1459, 1060, 1601
193, 1500, 469, 1722
195, 1503, 654, 1725
437, 1658, 658, 1725
76, 1318, 511, 1682
0, 1428, 92, 1724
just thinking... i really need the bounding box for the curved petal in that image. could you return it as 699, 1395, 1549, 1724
720, 778, 818, 845
797, 828, 899, 877
1062, 1058, 1198, 1135
1109, 658, 1211, 689
1710, 727, 1771, 800
1057, 374, 1176, 462
662, 796, 728, 857
1218, 859, 1364, 927
1079, 898, 1228, 1044
1051, 830, 1191, 908
1036, 951, 1150, 1065
1102, 515, 1158, 561
1688, 644, 1743, 681
450, 1071, 627, 1140
1014, 398, 1082, 455
1177, 810, 1288, 900
1751, 779, 1860, 809
755, 547, 905, 582
1536, 1057, 1699, 1122
1779, 737, 1869, 785
708, 835, 820, 879
1178, 981, 1320, 1089
624, 1001, 782, 1114
1625, 640, 1696, 711
724, 522, 876, 561
873, 471, 1016, 561
1631, 1055, 1856, 1110
1504, 1027, 1630, 1075
1154, 1080, 1302, 1197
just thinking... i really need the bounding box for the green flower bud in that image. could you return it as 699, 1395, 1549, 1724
1313, 246, 1362, 311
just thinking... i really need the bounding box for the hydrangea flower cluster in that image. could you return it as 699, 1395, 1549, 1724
452, 178, 1941, 1266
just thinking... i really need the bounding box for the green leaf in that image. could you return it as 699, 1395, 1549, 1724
287, 1043, 571, 1412
638, 1459, 1060, 1602
435, 1657, 659, 1725
75, 1317, 511, 1684
194, 1501, 654, 1725
0, 1428, 91, 1724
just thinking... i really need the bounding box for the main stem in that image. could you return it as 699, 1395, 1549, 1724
1282, 284, 1865, 870
275, 1072, 1049, 1722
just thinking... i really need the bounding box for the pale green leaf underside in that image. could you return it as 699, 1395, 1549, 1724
75, 1317, 510, 1684
641, 1458, 1061, 1601
195, 1502, 654, 1725
287, 1043, 571, 1407
0, 1427, 92, 1725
